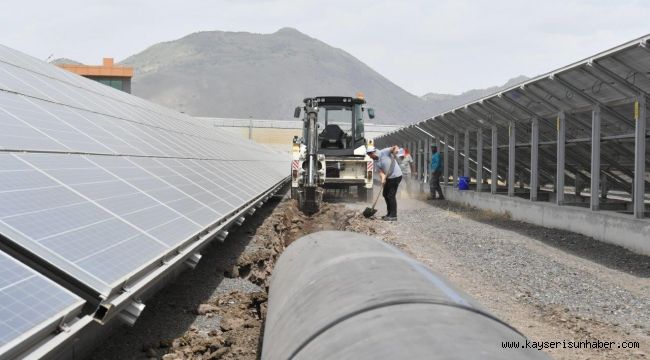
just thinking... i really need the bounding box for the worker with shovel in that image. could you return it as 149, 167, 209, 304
365, 146, 402, 221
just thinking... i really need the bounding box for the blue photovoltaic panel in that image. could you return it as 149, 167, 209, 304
0, 43, 288, 357
0, 46, 287, 298
0, 249, 84, 354
0, 153, 287, 295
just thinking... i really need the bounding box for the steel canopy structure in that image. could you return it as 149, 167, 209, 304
376, 34, 650, 221
0, 44, 288, 359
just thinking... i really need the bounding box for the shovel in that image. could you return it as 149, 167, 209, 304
363, 184, 384, 218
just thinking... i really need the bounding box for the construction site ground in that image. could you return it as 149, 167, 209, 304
91, 187, 649, 360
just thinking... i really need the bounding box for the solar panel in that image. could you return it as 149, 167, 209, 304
0, 152, 256, 293
375, 34, 650, 198
0, 249, 84, 356
0, 45, 288, 297
0, 43, 288, 358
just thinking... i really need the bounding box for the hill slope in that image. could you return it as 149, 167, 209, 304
118, 28, 528, 125
121, 28, 431, 124
420, 75, 529, 115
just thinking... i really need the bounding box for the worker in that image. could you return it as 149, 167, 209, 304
397, 148, 414, 195
429, 145, 445, 200
367, 145, 402, 221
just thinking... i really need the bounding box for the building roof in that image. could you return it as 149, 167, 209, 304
57, 57, 133, 77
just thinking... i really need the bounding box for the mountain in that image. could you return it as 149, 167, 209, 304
420, 75, 529, 115
120, 28, 431, 124
64, 28, 531, 125
50, 58, 83, 65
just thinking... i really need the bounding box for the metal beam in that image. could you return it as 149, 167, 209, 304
417, 139, 423, 187
591, 105, 601, 211
608, 56, 650, 81
589, 62, 645, 93
508, 121, 516, 196
414, 125, 436, 139
453, 133, 459, 187
422, 138, 432, 187
466, 104, 508, 128
634, 94, 647, 219
477, 128, 483, 192
553, 74, 635, 128
557, 111, 566, 205
521, 84, 564, 113
481, 100, 524, 126
530, 117, 539, 201
454, 109, 487, 131
421, 118, 454, 137
499, 94, 539, 120
443, 135, 449, 186
579, 66, 629, 99
464, 129, 470, 177
491, 125, 498, 194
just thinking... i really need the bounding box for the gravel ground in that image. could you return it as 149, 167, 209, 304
355, 190, 650, 360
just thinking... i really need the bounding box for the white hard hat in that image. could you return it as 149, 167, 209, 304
397, 148, 405, 157
366, 146, 377, 154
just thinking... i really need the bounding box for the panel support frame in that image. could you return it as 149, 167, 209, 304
634, 94, 647, 219
556, 111, 566, 205
590, 105, 601, 211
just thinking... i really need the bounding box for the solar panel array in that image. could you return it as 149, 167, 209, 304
0, 249, 84, 356
376, 34, 650, 203
0, 44, 288, 358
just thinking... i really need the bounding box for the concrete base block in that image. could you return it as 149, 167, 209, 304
444, 187, 650, 256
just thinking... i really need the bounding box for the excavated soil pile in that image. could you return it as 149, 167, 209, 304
159, 199, 390, 360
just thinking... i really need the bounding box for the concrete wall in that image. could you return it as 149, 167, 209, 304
443, 187, 650, 256
220, 127, 300, 147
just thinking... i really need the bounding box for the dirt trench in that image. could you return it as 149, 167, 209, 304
154, 200, 385, 360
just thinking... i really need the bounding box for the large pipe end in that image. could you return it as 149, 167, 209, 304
263, 231, 548, 360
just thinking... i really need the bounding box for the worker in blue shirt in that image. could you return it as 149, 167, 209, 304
429, 145, 445, 200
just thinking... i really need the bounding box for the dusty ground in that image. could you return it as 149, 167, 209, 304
91, 188, 649, 360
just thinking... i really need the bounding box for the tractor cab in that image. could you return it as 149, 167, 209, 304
295, 95, 375, 156
291, 93, 377, 210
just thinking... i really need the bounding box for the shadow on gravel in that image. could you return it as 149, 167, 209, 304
425, 199, 650, 279
89, 193, 285, 360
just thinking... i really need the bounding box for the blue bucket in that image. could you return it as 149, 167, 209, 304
458, 176, 470, 190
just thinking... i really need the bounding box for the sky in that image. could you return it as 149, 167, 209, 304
2, 0, 649, 96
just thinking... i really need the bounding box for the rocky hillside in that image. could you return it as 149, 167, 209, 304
119, 28, 528, 124
120, 28, 430, 124
420, 75, 529, 115
53, 29, 529, 124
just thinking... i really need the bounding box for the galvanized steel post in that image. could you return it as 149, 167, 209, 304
422, 136, 431, 188
443, 136, 449, 186
634, 94, 646, 219
491, 125, 498, 194
420, 139, 426, 192
556, 111, 566, 205
464, 129, 470, 177
453, 133, 459, 187
508, 121, 516, 197
476, 128, 483, 192
591, 105, 601, 211
530, 117, 539, 201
